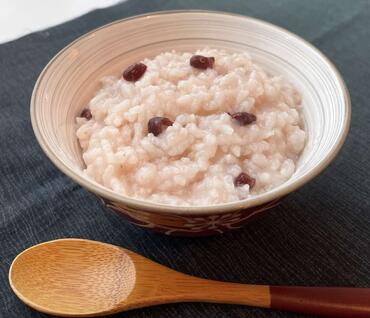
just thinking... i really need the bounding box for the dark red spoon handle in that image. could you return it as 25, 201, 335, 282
270, 286, 370, 317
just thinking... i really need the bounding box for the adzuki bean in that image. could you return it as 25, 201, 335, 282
148, 117, 173, 136
80, 108, 92, 120
229, 112, 256, 126
234, 172, 256, 188
190, 55, 215, 69
123, 63, 147, 82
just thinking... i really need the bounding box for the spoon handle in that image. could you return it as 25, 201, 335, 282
270, 286, 370, 318
179, 277, 370, 318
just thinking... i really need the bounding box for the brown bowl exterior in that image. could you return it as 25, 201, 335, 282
99, 196, 282, 236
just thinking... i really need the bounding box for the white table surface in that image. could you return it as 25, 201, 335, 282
0, 0, 124, 44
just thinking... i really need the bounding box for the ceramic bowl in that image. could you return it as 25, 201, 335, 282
31, 11, 351, 236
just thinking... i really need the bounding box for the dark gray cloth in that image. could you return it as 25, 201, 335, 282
1, 1, 369, 317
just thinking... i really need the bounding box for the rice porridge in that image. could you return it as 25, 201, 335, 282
76, 49, 306, 206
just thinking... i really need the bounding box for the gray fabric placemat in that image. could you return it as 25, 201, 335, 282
1, 1, 369, 317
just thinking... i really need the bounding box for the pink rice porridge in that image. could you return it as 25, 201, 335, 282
76, 49, 306, 206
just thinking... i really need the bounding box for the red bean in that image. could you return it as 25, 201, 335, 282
123, 63, 147, 82
190, 55, 215, 69
148, 117, 173, 136
80, 108, 92, 120
234, 172, 256, 188
229, 112, 256, 125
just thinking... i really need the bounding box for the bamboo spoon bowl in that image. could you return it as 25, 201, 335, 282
9, 239, 370, 317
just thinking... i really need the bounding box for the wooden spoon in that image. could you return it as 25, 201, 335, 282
9, 239, 370, 317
